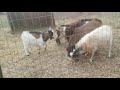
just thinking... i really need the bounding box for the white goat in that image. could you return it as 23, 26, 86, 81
70, 25, 113, 62
21, 27, 54, 56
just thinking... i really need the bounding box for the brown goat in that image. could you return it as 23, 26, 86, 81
66, 18, 102, 57
56, 18, 94, 45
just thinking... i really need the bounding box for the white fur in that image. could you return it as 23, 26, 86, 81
56, 26, 67, 39
62, 26, 67, 32
48, 27, 54, 33
48, 27, 55, 38
21, 31, 45, 56
69, 49, 75, 57
54, 31, 58, 38
70, 52, 74, 56
81, 21, 90, 27
74, 25, 113, 62
21, 27, 54, 56
61, 26, 67, 35
73, 49, 75, 52
85, 21, 89, 24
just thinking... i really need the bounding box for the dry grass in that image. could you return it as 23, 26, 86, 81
0, 12, 120, 78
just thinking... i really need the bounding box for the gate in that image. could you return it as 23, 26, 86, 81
7, 12, 55, 33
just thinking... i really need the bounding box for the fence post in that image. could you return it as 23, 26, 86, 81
52, 12, 56, 27
6, 12, 15, 34
0, 65, 3, 78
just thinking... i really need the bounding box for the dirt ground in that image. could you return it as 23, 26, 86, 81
0, 12, 120, 78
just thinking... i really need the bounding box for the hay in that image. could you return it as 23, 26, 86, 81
0, 12, 120, 78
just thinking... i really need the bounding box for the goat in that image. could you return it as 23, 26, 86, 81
69, 25, 113, 62
66, 18, 102, 57
55, 18, 94, 45
21, 27, 54, 56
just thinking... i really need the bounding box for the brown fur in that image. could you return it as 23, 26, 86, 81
56, 18, 94, 44
56, 30, 60, 37
29, 31, 42, 39
56, 30, 61, 44
42, 33, 50, 41
29, 31, 50, 41
68, 19, 102, 47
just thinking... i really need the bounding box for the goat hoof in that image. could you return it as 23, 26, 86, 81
44, 49, 46, 51
65, 54, 68, 58
89, 59, 93, 62
108, 54, 111, 57
85, 53, 88, 56
74, 59, 79, 62
65, 56, 71, 60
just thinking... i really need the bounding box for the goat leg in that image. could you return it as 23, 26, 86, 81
85, 52, 89, 56
38, 46, 41, 54
23, 46, 29, 56
89, 47, 97, 62
56, 38, 61, 45
44, 44, 47, 51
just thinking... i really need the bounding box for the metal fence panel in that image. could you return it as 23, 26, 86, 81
7, 12, 55, 33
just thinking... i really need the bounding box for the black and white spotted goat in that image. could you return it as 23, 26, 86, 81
21, 27, 54, 56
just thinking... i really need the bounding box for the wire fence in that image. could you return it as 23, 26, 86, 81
0, 12, 120, 78
7, 12, 55, 33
